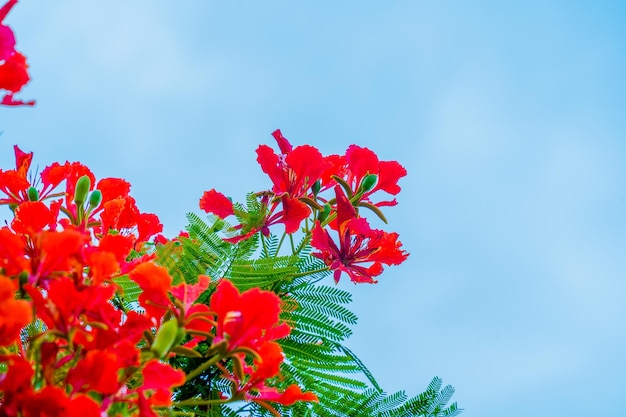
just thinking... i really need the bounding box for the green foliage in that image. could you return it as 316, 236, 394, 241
242, 377, 461, 417
154, 214, 461, 416
112, 275, 142, 311
159, 212, 239, 285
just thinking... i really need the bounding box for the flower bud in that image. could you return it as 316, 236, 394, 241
88, 190, 102, 209
317, 203, 331, 223
311, 180, 321, 196
74, 175, 91, 206
360, 174, 378, 193
151, 318, 180, 359
18, 271, 29, 287
176, 326, 186, 345
27, 186, 39, 202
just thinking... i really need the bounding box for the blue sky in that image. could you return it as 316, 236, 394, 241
3, 1, 626, 415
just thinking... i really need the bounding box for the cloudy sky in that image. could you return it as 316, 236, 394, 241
3, 1, 626, 416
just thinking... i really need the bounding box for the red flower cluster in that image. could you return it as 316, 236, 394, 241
0, 146, 315, 416
209, 280, 317, 408
311, 186, 408, 284
200, 129, 409, 284
0, 0, 33, 106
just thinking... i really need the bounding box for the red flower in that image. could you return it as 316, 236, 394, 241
26, 277, 119, 338
98, 196, 162, 245
136, 212, 163, 243
20, 387, 100, 417
238, 342, 318, 406
279, 194, 312, 234
0, 227, 28, 275
169, 275, 214, 345
343, 144, 407, 207
0, 355, 34, 413
0, 23, 15, 62
209, 279, 290, 351
140, 359, 186, 401
1, 93, 34, 106
0, 148, 75, 206
86, 251, 119, 284
170, 274, 211, 311
84, 234, 134, 284
255, 130, 331, 233
99, 198, 126, 231
128, 262, 173, 321
0, 51, 29, 92
0, 275, 32, 346
64, 395, 101, 417
240, 341, 283, 389
11, 201, 54, 235
39, 161, 72, 197
115, 313, 153, 349
0, 145, 33, 204
13, 144, 32, 178
260, 384, 319, 405
35, 229, 86, 281
67, 350, 122, 396
124, 360, 186, 417
256, 131, 321, 198
63, 162, 96, 207
0, 1, 18, 32
96, 177, 131, 203
311, 186, 408, 283
97, 233, 133, 265
199, 188, 234, 218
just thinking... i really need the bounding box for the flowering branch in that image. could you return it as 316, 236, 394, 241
0, 1, 462, 414
199, 129, 409, 284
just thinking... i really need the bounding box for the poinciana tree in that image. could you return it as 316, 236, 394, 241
0, 2, 462, 416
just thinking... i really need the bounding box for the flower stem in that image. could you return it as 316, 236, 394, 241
173, 398, 231, 407
289, 234, 296, 253
290, 267, 330, 279
275, 232, 287, 256
184, 353, 222, 382
261, 233, 268, 258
